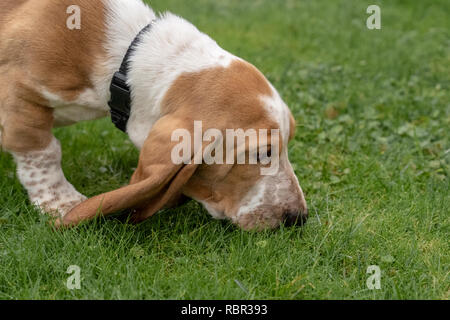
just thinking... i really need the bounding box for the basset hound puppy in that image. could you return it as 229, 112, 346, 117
0, 0, 308, 230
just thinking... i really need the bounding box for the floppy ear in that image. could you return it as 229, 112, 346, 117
59, 115, 198, 227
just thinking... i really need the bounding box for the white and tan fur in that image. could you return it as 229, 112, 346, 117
0, 0, 307, 230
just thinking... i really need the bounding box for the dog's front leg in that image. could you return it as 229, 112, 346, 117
10, 137, 87, 217
1, 96, 87, 217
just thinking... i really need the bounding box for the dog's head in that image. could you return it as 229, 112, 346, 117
62, 61, 307, 230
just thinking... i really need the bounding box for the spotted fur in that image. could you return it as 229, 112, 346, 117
12, 138, 86, 216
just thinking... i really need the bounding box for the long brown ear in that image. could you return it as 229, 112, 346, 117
59, 115, 197, 227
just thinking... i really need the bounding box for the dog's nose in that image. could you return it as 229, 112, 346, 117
283, 209, 308, 227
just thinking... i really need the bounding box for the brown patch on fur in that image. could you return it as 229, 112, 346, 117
0, 0, 28, 29
0, 0, 107, 153
162, 60, 272, 119
1, 0, 107, 99
51, 182, 63, 190
26, 181, 38, 187
1, 100, 54, 152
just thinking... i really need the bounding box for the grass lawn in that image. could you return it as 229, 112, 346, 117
0, 0, 448, 299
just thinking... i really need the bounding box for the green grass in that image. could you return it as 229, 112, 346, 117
0, 0, 449, 299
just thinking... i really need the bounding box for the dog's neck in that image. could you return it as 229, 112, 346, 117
100, 0, 237, 149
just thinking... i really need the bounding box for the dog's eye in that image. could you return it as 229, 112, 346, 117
258, 148, 272, 163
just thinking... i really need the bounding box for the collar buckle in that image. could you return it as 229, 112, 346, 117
108, 72, 131, 132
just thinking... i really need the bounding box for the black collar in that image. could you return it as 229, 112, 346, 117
108, 23, 154, 132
